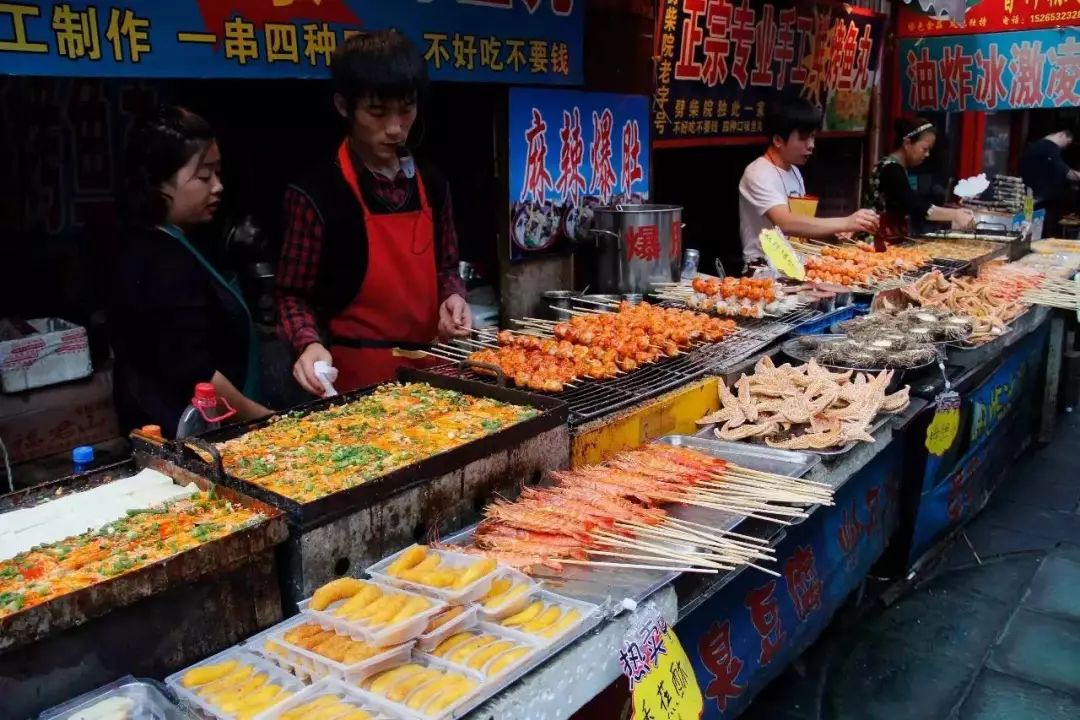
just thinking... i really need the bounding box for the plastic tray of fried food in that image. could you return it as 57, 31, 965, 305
420, 623, 540, 680
367, 545, 499, 605
39, 676, 188, 720
484, 590, 599, 646
251, 678, 389, 720
352, 653, 486, 720
473, 568, 538, 622
166, 648, 303, 720
416, 606, 481, 653
248, 615, 414, 685
300, 577, 447, 647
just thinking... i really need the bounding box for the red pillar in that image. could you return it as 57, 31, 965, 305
957, 111, 986, 179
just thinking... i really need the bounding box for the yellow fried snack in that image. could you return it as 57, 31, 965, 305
343, 642, 381, 665
181, 659, 238, 688
385, 667, 443, 703
386, 545, 428, 577
280, 696, 338, 720
405, 675, 460, 711
388, 595, 432, 625
487, 647, 531, 676
216, 675, 270, 712
448, 634, 496, 664
333, 584, 383, 617
466, 640, 516, 670
333, 710, 373, 720
538, 608, 582, 639
363, 595, 408, 626
452, 558, 497, 590
482, 578, 512, 600
311, 578, 366, 611
424, 677, 480, 714
432, 631, 479, 658
520, 606, 562, 633
197, 665, 254, 697
424, 606, 465, 634
500, 600, 544, 627
364, 663, 424, 694
484, 583, 530, 609
413, 554, 443, 573
234, 686, 290, 720
312, 634, 353, 662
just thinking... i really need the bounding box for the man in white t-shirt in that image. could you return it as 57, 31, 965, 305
738, 98, 879, 266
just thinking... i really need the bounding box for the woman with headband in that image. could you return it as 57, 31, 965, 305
864, 117, 975, 237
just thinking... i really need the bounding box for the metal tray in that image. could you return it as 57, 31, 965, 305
169, 367, 569, 532
780, 335, 938, 375
655, 435, 819, 478
0, 453, 288, 653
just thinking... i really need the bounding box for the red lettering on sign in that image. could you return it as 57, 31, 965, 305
1047, 37, 1080, 107
973, 44, 1008, 109
589, 108, 617, 202
853, 23, 873, 91
835, 21, 859, 91
555, 107, 586, 203
698, 621, 745, 712
774, 7, 796, 89
801, 12, 830, 105
791, 13, 812, 84
702, 0, 733, 87
750, 3, 776, 88
1008, 40, 1046, 107
745, 580, 786, 665
907, 46, 940, 111
837, 499, 861, 559
625, 225, 661, 261
675, 0, 707, 81
730, 0, 755, 89
195, 0, 360, 32
940, 44, 974, 110
621, 119, 643, 196
670, 220, 682, 260
520, 108, 553, 202
864, 486, 882, 538
784, 545, 823, 622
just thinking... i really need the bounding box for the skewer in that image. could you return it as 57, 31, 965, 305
553, 559, 718, 574
619, 518, 775, 551
591, 530, 743, 567
587, 549, 735, 570
663, 516, 771, 545
622, 522, 775, 562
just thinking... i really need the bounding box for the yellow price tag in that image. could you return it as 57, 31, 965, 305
1024, 194, 1034, 222
625, 617, 703, 720
925, 391, 961, 456
759, 229, 805, 280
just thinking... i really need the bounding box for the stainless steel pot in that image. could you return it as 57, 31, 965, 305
589, 204, 683, 294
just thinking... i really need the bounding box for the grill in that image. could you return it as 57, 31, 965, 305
428, 306, 822, 426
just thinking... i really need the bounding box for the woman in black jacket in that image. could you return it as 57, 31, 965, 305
110, 106, 269, 436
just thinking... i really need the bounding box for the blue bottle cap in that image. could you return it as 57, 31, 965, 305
72, 446, 95, 465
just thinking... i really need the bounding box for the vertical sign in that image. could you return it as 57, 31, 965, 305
508, 88, 650, 260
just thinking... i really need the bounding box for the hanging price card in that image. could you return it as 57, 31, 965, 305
621, 609, 703, 720
925, 390, 961, 456
760, 229, 806, 280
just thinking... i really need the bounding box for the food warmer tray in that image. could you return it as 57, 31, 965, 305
169, 367, 569, 532
443, 435, 816, 609
695, 411, 894, 459
0, 451, 287, 654
779, 335, 938, 376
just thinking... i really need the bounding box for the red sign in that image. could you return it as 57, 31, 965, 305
898, 0, 1080, 38
625, 225, 661, 261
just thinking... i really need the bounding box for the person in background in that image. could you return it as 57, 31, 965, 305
864, 117, 975, 237
110, 107, 270, 437
738, 97, 879, 268
277, 30, 471, 396
1020, 122, 1080, 235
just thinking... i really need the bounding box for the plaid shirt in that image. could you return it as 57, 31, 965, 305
276, 159, 466, 354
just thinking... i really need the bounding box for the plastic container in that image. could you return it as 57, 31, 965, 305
298, 581, 447, 647
39, 676, 187, 720
791, 303, 869, 336
353, 653, 486, 720
487, 591, 599, 647
249, 614, 414, 684
367, 547, 498, 605
251, 678, 388, 720
177, 382, 237, 439
474, 569, 538, 622
415, 606, 480, 653
166, 648, 303, 720
72, 445, 95, 474
0, 317, 92, 393
419, 624, 539, 679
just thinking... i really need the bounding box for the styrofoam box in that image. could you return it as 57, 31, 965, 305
1, 318, 92, 393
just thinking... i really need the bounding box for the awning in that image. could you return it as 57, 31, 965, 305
902, 0, 969, 25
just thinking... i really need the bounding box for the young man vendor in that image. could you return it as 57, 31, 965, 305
277, 30, 471, 395
738, 98, 879, 269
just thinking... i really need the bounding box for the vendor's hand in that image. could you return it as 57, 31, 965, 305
844, 210, 880, 234
293, 342, 333, 396
952, 209, 976, 230
438, 294, 473, 340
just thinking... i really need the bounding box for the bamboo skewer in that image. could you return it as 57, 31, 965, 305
587, 549, 734, 570
622, 522, 775, 562
553, 559, 718, 574
663, 516, 771, 545
591, 529, 744, 567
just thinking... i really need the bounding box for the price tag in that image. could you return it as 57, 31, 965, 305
925, 390, 961, 456
620, 607, 703, 720
1024, 194, 1034, 222
760, 228, 806, 280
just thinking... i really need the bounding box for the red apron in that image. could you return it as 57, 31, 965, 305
328, 141, 439, 392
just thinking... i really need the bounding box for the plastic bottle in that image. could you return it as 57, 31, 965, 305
176, 382, 236, 439
72, 446, 95, 474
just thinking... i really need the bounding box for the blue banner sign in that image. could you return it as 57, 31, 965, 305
900, 28, 1080, 112
0, 1, 583, 83
508, 88, 650, 259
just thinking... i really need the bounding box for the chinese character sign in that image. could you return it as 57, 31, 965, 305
654, 0, 884, 146
509, 88, 650, 260
0, 1, 583, 83
898, 0, 1080, 38
622, 613, 704, 720
901, 29, 1080, 112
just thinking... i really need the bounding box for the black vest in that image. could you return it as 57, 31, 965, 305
288, 153, 449, 325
